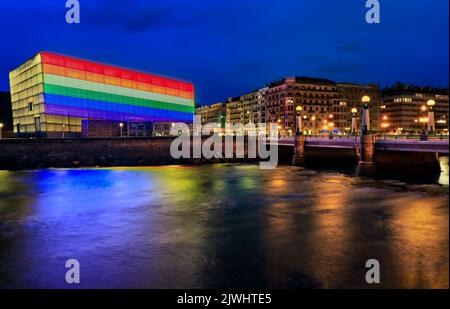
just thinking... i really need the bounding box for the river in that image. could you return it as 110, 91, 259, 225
0, 158, 448, 288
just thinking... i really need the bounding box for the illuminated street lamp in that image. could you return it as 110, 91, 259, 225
295, 106, 303, 135
362, 95, 371, 104
381, 115, 389, 133
311, 115, 316, 135
361, 96, 371, 133
427, 99, 436, 132
351, 108, 357, 134
328, 122, 335, 139
119, 122, 124, 137
419, 117, 428, 140
419, 117, 428, 130
62, 123, 65, 139
0, 123, 3, 139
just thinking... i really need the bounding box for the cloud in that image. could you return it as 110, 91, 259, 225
338, 42, 364, 54
297, 53, 323, 63
318, 61, 361, 74
83, 0, 170, 32
237, 62, 265, 72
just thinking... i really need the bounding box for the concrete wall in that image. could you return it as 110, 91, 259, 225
0, 137, 179, 169
0, 137, 268, 170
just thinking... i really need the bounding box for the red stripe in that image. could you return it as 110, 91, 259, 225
40, 52, 194, 93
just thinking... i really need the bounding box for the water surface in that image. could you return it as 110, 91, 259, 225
0, 161, 448, 288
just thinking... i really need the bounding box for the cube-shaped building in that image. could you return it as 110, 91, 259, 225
9, 52, 195, 137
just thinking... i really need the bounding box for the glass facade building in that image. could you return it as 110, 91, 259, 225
9, 52, 195, 137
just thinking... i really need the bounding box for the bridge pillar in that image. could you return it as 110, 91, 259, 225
292, 134, 306, 166
358, 134, 376, 175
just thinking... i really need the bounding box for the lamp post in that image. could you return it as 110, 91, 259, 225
351, 108, 357, 135
119, 122, 124, 137
419, 117, 428, 141
329, 122, 335, 139
311, 116, 316, 135
427, 99, 436, 133
295, 106, 303, 135
419, 105, 428, 135
292, 105, 306, 166
361, 95, 371, 134
381, 115, 389, 133
0, 123, 3, 139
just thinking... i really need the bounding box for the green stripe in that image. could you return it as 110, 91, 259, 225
44, 83, 195, 114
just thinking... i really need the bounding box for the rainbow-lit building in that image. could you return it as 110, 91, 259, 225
9, 52, 195, 137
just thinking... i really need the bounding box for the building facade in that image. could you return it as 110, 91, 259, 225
9, 52, 195, 137
382, 83, 449, 133
265, 77, 340, 137
337, 83, 381, 132
196, 102, 227, 134
239, 88, 267, 126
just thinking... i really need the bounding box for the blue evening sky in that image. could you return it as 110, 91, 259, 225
0, 0, 448, 105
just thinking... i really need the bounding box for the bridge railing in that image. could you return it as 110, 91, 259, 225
271, 134, 449, 145
376, 134, 449, 141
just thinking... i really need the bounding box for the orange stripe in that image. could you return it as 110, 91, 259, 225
42, 63, 195, 100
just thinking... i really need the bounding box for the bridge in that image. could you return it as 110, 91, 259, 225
272, 135, 449, 154
269, 134, 449, 174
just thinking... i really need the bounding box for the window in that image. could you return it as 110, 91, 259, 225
28, 102, 33, 111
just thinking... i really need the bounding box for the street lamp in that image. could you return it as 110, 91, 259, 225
0, 123, 3, 139
361, 96, 371, 133
296, 106, 303, 135
427, 99, 436, 132
419, 117, 428, 140
351, 108, 357, 135
311, 115, 316, 135
419, 117, 428, 130
119, 122, 124, 137
380, 115, 389, 133
328, 122, 335, 139
62, 123, 65, 138
362, 96, 371, 104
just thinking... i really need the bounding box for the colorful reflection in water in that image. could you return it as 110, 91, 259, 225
0, 160, 448, 288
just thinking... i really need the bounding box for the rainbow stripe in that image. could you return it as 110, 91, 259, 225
40, 52, 195, 122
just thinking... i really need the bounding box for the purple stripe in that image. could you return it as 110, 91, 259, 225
45, 104, 186, 123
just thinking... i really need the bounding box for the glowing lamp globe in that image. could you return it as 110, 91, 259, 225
361, 96, 371, 103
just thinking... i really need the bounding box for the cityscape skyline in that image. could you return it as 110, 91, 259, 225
0, 0, 448, 105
